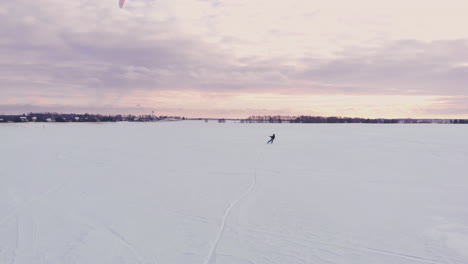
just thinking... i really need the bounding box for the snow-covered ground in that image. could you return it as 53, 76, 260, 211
1, 121, 467, 264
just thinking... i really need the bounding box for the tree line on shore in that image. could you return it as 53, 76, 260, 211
243, 115, 468, 124
1, 113, 467, 124
0, 113, 184, 123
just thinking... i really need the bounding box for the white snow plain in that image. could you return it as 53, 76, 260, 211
1, 121, 467, 264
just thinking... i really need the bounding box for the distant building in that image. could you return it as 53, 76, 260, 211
46, 118, 53, 122
20, 117, 28, 122
32, 117, 37, 121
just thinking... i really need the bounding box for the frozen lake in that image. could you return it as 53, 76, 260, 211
1, 121, 467, 264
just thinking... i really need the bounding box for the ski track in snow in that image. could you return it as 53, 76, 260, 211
231, 222, 443, 264
358, 246, 442, 264
106, 226, 149, 264
9, 215, 19, 264
202, 147, 265, 264
217, 253, 256, 264
0, 176, 69, 228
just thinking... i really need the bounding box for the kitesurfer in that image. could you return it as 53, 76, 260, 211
267, 134, 275, 144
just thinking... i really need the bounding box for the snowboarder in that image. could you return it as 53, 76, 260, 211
267, 133, 275, 144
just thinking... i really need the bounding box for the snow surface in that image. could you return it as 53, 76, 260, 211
1, 121, 467, 264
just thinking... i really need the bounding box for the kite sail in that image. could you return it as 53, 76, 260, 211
119, 0, 126, 8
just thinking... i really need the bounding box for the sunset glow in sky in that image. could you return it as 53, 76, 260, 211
1, 0, 468, 118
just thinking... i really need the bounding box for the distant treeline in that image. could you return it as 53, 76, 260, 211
0, 113, 184, 123
244, 115, 468, 124
1, 113, 467, 124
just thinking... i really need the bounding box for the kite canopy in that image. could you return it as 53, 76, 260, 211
119, 0, 126, 8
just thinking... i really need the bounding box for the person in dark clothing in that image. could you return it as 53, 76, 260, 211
267, 133, 275, 144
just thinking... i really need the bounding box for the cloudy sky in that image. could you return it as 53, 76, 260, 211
1, 0, 468, 118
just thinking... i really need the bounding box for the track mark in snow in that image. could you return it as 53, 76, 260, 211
61, 227, 94, 264
203, 148, 264, 264
107, 226, 148, 264
217, 253, 256, 264
360, 246, 443, 264
233, 225, 442, 264
424, 237, 456, 264
0, 181, 69, 228
9, 216, 19, 264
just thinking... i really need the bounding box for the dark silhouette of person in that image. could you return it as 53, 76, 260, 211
267, 133, 275, 144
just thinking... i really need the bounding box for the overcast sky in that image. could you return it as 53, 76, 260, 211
1, 0, 468, 118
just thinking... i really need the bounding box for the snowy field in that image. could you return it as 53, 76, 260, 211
1, 121, 467, 264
